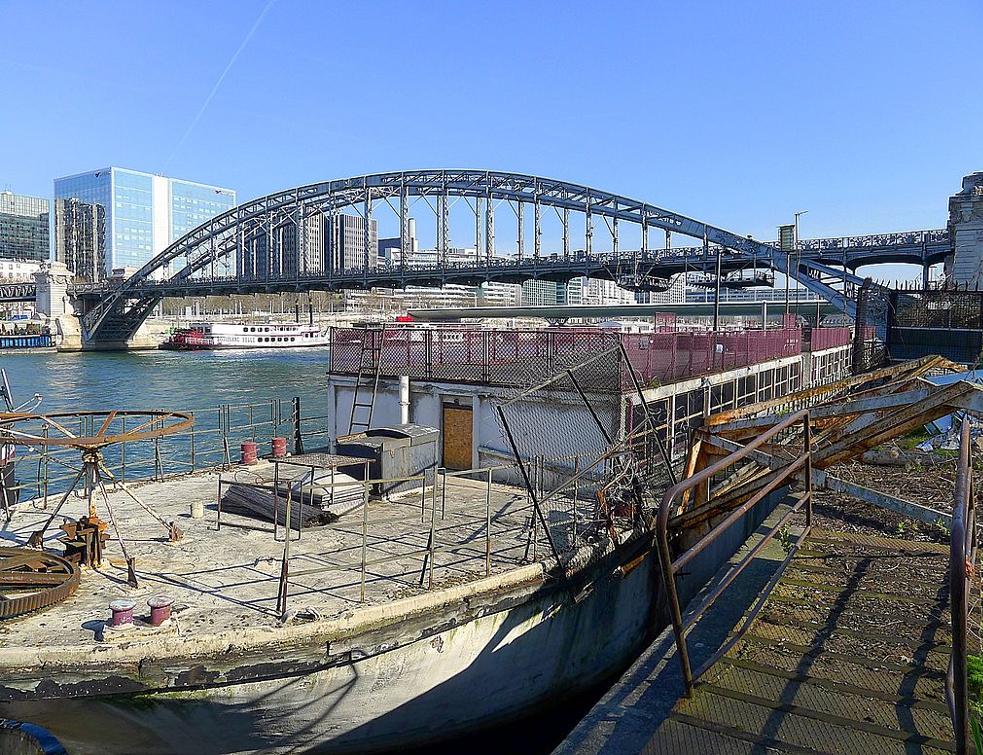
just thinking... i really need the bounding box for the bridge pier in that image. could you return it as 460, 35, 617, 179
946, 171, 983, 285
33, 262, 83, 351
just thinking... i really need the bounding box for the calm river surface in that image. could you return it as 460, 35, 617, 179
0, 347, 332, 415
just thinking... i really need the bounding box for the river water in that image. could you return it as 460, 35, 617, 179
0, 347, 333, 415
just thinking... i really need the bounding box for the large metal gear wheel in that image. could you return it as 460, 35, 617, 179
0, 546, 80, 620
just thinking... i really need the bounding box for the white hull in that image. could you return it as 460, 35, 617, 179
0, 541, 657, 754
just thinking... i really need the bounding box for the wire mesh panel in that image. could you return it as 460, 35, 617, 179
492, 343, 675, 565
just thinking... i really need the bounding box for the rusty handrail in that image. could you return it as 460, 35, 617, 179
656, 408, 813, 697
948, 416, 976, 755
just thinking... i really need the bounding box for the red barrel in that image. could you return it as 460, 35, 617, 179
240, 441, 258, 465
272, 437, 287, 458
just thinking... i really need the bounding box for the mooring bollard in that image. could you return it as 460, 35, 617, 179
272, 436, 287, 458
147, 595, 174, 626
109, 598, 136, 627
240, 441, 258, 465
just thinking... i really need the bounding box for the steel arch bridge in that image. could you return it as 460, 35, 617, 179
77, 169, 914, 344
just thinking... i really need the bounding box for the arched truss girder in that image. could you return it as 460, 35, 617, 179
83, 169, 851, 339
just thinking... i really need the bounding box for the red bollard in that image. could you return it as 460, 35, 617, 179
109, 599, 136, 627
272, 437, 287, 458
240, 441, 258, 465
148, 595, 174, 626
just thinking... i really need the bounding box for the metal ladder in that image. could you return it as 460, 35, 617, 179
347, 328, 384, 435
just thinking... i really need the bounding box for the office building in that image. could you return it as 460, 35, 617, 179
332, 213, 378, 271
0, 191, 49, 262
54, 167, 236, 281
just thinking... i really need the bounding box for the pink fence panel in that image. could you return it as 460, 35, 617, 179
810, 327, 852, 351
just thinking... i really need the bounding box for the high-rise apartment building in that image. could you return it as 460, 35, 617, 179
54, 167, 236, 281
0, 191, 49, 262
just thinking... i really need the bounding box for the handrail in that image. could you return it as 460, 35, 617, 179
656, 408, 813, 697
948, 416, 976, 755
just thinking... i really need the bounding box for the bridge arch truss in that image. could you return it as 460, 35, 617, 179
84, 169, 861, 342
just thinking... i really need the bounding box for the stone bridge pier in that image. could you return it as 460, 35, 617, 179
946, 171, 983, 285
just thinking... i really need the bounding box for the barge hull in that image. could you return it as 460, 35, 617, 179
0, 542, 658, 754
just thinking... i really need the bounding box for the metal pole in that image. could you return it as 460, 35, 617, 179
804, 413, 812, 528
713, 241, 722, 331
360, 475, 369, 602
292, 396, 304, 455
429, 467, 437, 589
494, 407, 565, 571
573, 455, 579, 542
485, 468, 492, 576
440, 467, 447, 520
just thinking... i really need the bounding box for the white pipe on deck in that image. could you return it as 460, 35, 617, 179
400, 375, 410, 424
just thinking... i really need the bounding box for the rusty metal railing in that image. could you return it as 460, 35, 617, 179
948, 416, 977, 755
656, 408, 813, 697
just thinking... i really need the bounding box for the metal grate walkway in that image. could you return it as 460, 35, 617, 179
645, 529, 965, 754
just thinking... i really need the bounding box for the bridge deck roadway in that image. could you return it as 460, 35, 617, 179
559, 512, 964, 754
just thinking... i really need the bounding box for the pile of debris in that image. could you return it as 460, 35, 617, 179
221, 469, 365, 530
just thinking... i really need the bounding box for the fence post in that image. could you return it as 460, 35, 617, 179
440, 468, 447, 519
804, 413, 813, 527
485, 468, 492, 577
292, 397, 304, 455
429, 468, 438, 589
360, 477, 369, 602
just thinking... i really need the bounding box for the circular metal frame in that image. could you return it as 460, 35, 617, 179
0, 546, 81, 620
0, 409, 194, 449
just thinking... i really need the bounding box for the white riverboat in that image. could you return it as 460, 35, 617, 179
161, 321, 330, 350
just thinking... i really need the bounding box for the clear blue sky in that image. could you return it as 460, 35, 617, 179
2, 0, 980, 265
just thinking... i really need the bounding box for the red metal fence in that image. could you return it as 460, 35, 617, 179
328, 326, 803, 389
809, 327, 852, 352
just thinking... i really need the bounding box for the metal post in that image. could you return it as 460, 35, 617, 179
440, 467, 447, 519
429, 467, 437, 589
713, 239, 722, 332
572, 455, 580, 542
360, 476, 369, 602
585, 197, 593, 256
562, 207, 569, 259
273, 460, 280, 541
804, 413, 813, 527
515, 200, 524, 261
292, 397, 303, 455
485, 468, 492, 576
216, 476, 223, 530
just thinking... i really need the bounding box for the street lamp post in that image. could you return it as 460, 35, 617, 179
793, 210, 808, 317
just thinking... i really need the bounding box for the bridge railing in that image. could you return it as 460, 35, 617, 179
328, 326, 803, 390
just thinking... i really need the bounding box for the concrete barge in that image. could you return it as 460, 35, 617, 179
0, 325, 859, 752
0, 464, 659, 754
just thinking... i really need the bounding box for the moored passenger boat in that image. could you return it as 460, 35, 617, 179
161, 321, 330, 350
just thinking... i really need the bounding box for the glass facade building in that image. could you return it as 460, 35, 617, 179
54, 167, 235, 281
0, 191, 50, 262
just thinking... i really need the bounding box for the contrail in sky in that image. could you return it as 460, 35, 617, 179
166, 0, 277, 167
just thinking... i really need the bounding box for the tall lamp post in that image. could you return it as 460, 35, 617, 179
793, 210, 808, 318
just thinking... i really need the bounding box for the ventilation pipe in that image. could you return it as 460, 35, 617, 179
399, 375, 410, 424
